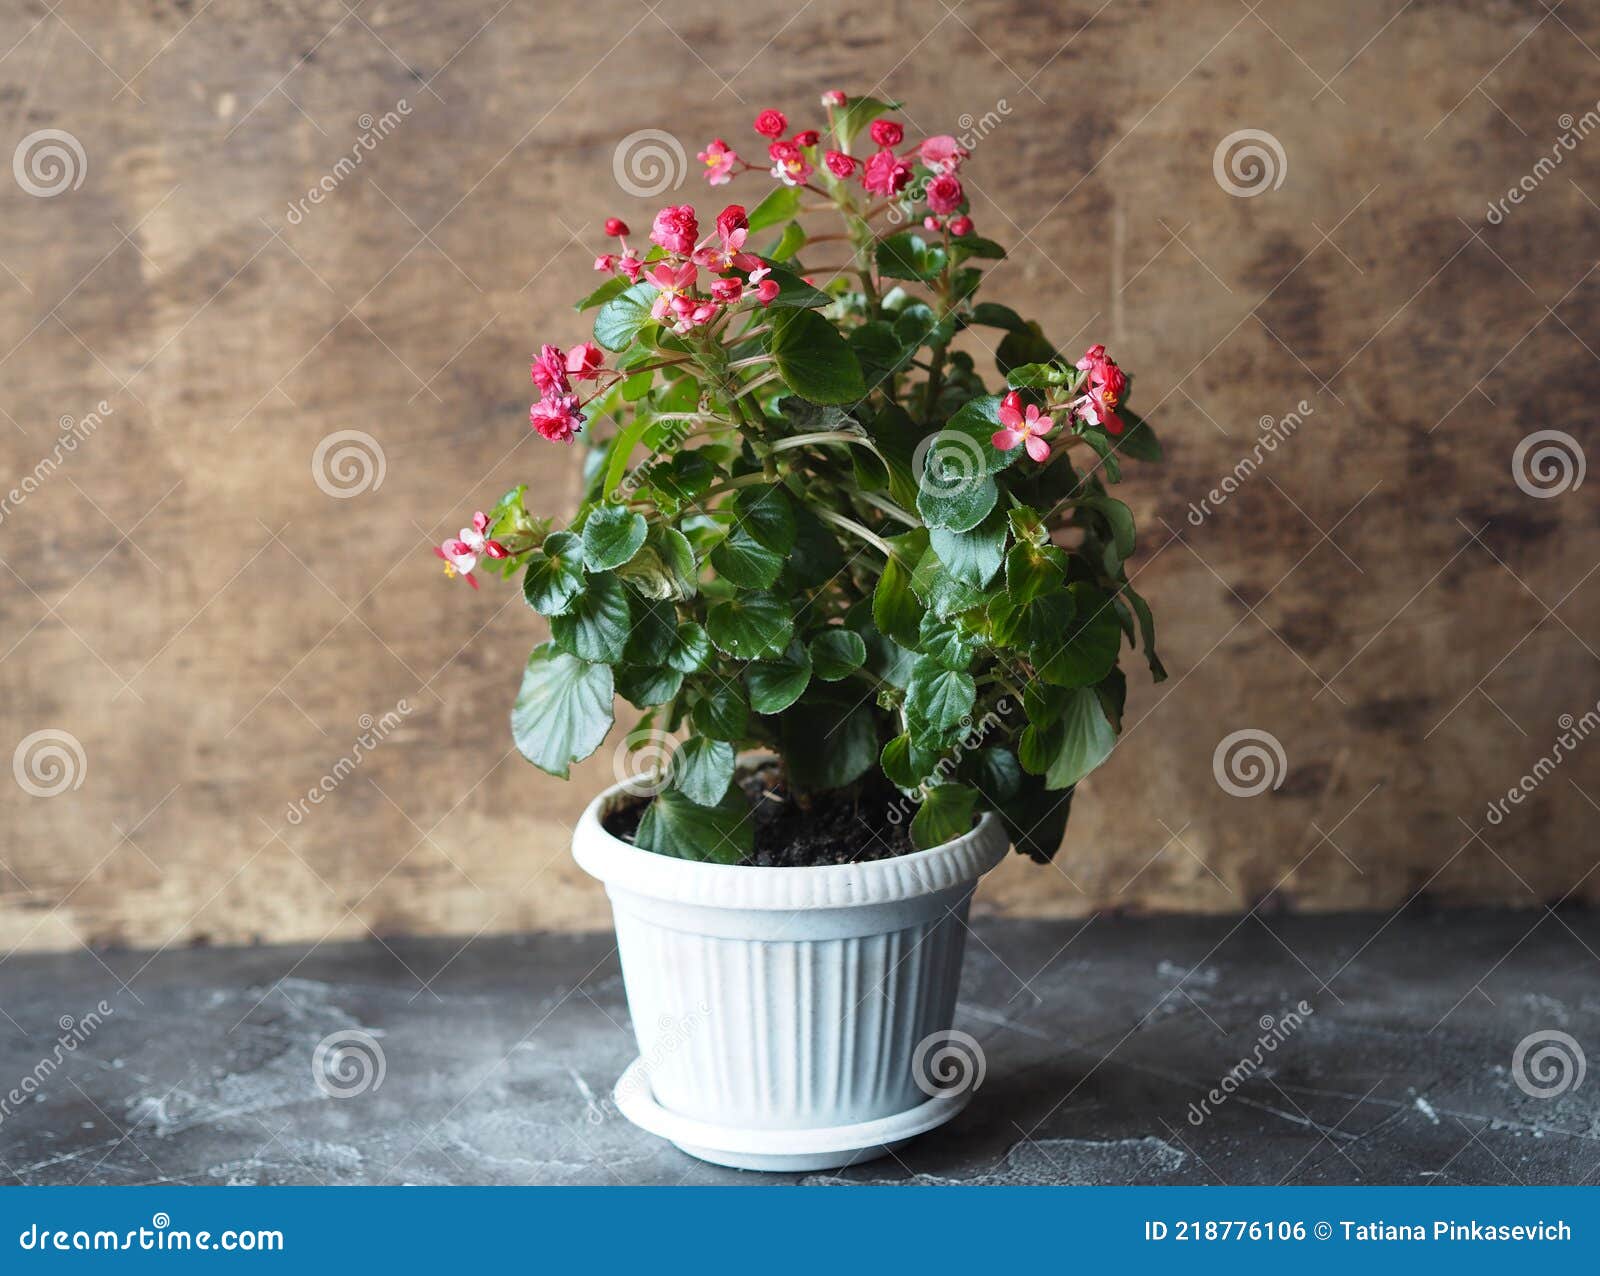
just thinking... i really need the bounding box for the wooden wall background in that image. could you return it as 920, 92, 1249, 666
3, 0, 1598, 956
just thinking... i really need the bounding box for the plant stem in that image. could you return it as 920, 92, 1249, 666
812, 509, 896, 558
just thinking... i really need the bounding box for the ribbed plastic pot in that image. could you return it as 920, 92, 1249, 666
571, 776, 1010, 1171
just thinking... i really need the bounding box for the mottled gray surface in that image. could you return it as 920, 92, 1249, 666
1, 911, 1596, 1186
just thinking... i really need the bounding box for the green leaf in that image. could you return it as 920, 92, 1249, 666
522, 531, 586, 616
593, 282, 659, 352
709, 484, 796, 588
576, 275, 630, 311
510, 643, 614, 778
766, 219, 807, 262
964, 746, 1022, 806
1002, 771, 1075, 863
940, 396, 1021, 475
745, 640, 813, 713
906, 657, 976, 734
911, 544, 986, 618
881, 733, 937, 789
582, 503, 648, 571
671, 735, 736, 807
1080, 428, 1123, 483
747, 184, 802, 232
968, 301, 1027, 332
1020, 685, 1117, 790
787, 504, 847, 588
995, 321, 1057, 378
917, 612, 980, 671
872, 530, 928, 647
1113, 409, 1162, 462
635, 786, 753, 863
877, 231, 947, 282
775, 689, 879, 792
767, 307, 867, 405
614, 663, 682, 708
760, 264, 833, 308
928, 504, 1007, 588
1076, 493, 1135, 561
915, 429, 1000, 531
1034, 582, 1122, 688
1005, 362, 1068, 390
911, 782, 978, 850
1005, 540, 1068, 605
834, 95, 900, 150
617, 525, 698, 602
706, 591, 793, 659
949, 235, 1006, 263
1124, 582, 1167, 682
666, 621, 713, 674
550, 572, 630, 664
622, 596, 678, 667
808, 628, 867, 681
690, 681, 749, 740
651, 450, 715, 505
849, 321, 914, 388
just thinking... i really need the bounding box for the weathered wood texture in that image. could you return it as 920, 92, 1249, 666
2, 0, 1597, 953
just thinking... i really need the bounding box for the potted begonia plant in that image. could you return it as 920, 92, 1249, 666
436, 92, 1165, 1170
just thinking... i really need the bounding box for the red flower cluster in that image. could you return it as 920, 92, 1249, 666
528, 339, 605, 443
695, 99, 976, 234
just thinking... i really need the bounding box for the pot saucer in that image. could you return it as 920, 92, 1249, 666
611, 1056, 971, 1172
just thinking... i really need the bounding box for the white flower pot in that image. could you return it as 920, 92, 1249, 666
572, 777, 1009, 1172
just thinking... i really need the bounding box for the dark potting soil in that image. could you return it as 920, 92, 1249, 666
601, 762, 922, 866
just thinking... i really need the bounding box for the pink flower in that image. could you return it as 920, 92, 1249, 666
650, 204, 699, 255
716, 204, 748, 238
821, 89, 847, 107
646, 260, 699, 321
594, 252, 617, 272
949, 215, 973, 237
794, 129, 820, 147
1073, 343, 1128, 434
434, 544, 480, 589
747, 265, 780, 306
919, 135, 969, 172
923, 215, 943, 232
753, 108, 788, 139
698, 138, 739, 186
768, 139, 813, 186
869, 118, 904, 148
694, 220, 761, 274
824, 150, 855, 178
991, 390, 1055, 462
530, 344, 569, 396
565, 341, 604, 381
860, 148, 912, 196
604, 217, 630, 237
617, 251, 644, 283
711, 276, 743, 303
925, 172, 964, 215
530, 393, 585, 443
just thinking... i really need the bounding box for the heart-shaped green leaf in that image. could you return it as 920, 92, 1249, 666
550, 572, 630, 664
671, 735, 736, 807
522, 531, 586, 616
593, 282, 659, 352
582, 503, 648, 571
635, 786, 752, 863
768, 308, 867, 405
706, 592, 793, 659
808, 628, 867, 681
510, 644, 614, 778
745, 640, 812, 714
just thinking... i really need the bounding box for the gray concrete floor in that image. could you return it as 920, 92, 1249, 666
1, 909, 1596, 1185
